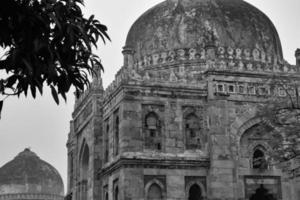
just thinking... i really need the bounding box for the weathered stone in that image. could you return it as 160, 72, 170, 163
66, 1, 299, 200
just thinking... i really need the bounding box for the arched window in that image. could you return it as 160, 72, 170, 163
147, 183, 163, 200
252, 147, 268, 170
188, 184, 203, 200
105, 193, 108, 200
114, 116, 119, 156
80, 144, 89, 180
69, 152, 74, 188
146, 113, 158, 129
105, 122, 109, 162
185, 114, 201, 150
114, 186, 119, 200
145, 112, 162, 151
79, 142, 89, 200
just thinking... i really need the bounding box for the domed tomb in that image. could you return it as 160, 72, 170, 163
125, 0, 283, 66
0, 149, 64, 200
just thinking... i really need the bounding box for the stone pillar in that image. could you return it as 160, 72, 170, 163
295, 49, 300, 66
122, 46, 135, 68
208, 100, 236, 200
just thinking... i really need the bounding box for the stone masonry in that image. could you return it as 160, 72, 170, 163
66, 1, 300, 200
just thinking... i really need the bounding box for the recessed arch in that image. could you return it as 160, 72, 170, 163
79, 140, 90, 180
232, 116, 283, 158
114, 186, 119, 200
144, 112, 162, 150
188, 184, 202, 200
184, 113, 202, 150
185, 181, 206, 199
145, 112, 160, 129
78, 139, 89, 200
114, 115, 120, 156
145, 179, 165, 200
252, 145, 269, 169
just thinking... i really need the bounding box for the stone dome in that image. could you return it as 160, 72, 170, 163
125, 0, 283, 63
0, 149, 64, 198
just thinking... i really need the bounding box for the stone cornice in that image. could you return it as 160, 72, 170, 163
0, 193, 64, 200
103, 84, 207, 115
98, 157, 210, 177
205, 70, 300, 79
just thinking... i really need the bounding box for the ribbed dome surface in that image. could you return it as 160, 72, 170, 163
0, 149, 64, 196
125, 0, 283, 61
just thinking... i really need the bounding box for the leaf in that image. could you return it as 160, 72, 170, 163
60, 91, 67, 102
50, 85, 59, 104
0, 101, 3, 119
5, 75, 18, 88
30, 84, 36, 98
0, 80, 4, 93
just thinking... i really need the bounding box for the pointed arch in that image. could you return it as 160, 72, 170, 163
114, 186, 119, 200
79, 140, 90, 180
145, 179, 165, 200
188, 184, 202, 200
145, 112, 160, 130
78, 139, 89, 200
184, 113, 202, 150
252, 145, 269, 169
144, 112, 162, 150
114, 115, 120, 156
185, 181, 206, 199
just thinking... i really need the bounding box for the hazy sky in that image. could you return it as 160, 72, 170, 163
0, 0, 299, 191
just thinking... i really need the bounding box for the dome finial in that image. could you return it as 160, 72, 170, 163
17, 148, 37, 157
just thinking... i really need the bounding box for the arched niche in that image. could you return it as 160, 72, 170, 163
184, 113, 202, 150
188, 184, 203, 200
145, 179, 165, 200
144, 112, 162, 151
185, 181, 206, 200
78, 140, 90, 200
114, 186, 119, 200
79, 141, 90, 181
252, 146, 268, 170
114, 115, 120, 156
239, 121, 283, 170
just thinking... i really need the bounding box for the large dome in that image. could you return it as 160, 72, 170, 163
125, 0, 283, 62
0, 149, 64, 198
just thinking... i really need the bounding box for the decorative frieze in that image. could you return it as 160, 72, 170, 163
214, 81, 300, 98
133, 46, 286, 69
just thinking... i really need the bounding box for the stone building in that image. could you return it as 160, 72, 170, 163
0, 148, 64, 200
66, 0, 300, 199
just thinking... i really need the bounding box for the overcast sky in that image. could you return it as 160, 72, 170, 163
0, 0, 299, 191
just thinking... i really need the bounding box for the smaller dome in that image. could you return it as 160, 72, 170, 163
0, 149, 64, 198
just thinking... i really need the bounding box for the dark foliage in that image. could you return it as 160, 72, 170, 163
0, 0, 109, 105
